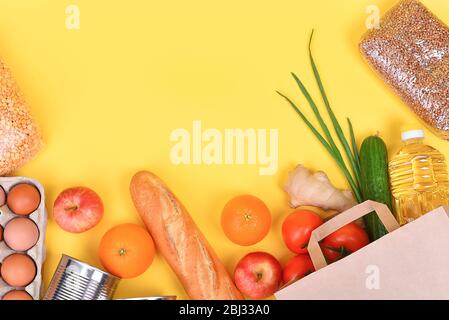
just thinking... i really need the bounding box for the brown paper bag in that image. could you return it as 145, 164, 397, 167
275, 200, 449, 300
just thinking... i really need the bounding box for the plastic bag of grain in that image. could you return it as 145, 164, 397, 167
360, 0, 449, 140
0, 58, 42, 175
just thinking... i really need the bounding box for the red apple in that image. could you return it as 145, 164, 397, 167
234, 252, 282, 299
53, 187, 104, 233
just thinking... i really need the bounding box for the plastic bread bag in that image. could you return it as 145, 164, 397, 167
0, 58, 42, 175
360, 0, 449, 140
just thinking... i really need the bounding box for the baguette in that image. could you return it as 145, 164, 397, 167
130, 171, 243, 300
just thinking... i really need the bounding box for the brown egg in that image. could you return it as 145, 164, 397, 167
0, 186, 5, 206
2, 290, 33, 300
7, 184, 41, 216
0, 225, 3, 242
1, 254, 36, 287
4, 218, 39, 251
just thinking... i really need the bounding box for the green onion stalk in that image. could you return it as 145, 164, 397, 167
277, 30, 363, 203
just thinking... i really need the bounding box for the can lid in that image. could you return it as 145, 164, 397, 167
401, 129, 425, 141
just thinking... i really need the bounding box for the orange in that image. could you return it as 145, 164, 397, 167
99, 223, 155, 278
221, 195, 271, 246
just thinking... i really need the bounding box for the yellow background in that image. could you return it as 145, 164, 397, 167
0, 0, 448, 299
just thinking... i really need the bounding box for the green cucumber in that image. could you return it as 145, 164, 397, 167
359, 135, 393, 241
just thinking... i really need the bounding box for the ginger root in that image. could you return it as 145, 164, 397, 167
284, 165, 357, 212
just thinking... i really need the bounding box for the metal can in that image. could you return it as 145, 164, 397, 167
44, 254, 120, 300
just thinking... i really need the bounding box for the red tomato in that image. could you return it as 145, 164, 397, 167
321, 222, 370, 263
283, 254, 315, 285
282, 210, 323, 254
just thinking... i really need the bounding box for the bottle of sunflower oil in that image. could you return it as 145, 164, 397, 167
389, 129, 449, 225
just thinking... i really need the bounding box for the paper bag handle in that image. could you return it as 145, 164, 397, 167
307, 200, 400, 270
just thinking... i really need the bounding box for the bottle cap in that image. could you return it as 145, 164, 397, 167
401, 129, 424, 141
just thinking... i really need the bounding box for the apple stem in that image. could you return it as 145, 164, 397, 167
65, 204, 79, 211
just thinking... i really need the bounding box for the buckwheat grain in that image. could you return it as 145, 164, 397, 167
360, 0, 449, 139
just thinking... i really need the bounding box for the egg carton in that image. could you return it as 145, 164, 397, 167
0, 177, 47, 300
